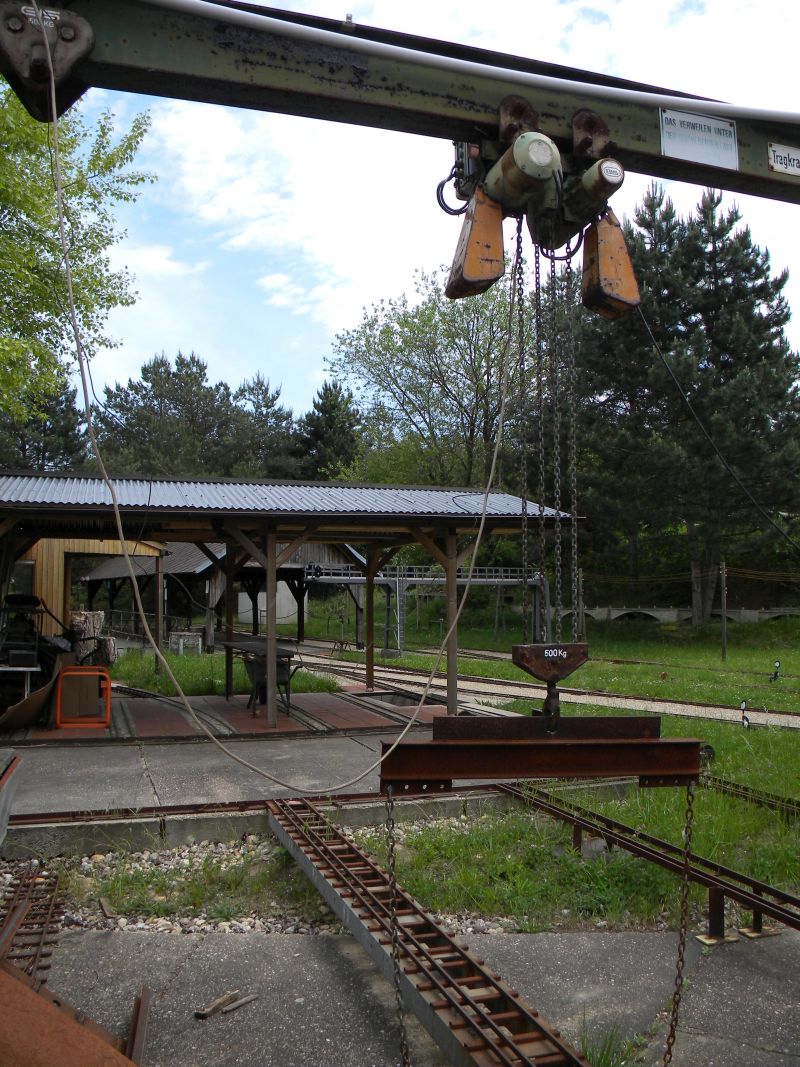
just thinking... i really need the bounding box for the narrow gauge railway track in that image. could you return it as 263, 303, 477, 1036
267, 795, 589, 1067
702, 775, 800, 820
501, 785, 800, 937
306, 656, 800, 728
0, 869, 64, 981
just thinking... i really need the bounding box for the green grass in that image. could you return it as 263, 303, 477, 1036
355, 775, 799, 933
336, 616, 800, 715
110, 650, 339, 698
66, 842, 325, 922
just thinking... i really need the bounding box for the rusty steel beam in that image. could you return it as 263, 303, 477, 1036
433, 713, 661, 740
2, 1, 800, 203
379, 737, 701, 792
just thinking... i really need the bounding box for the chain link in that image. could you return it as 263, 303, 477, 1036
548, 253, 562, 643
663, 781, 695, 1066
564, 246, 579, 641
534, 247, 547, 641
515, 218, 530, 642
386, 787, 412, 1067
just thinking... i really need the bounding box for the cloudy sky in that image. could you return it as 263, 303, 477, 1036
82, 0, 800, 417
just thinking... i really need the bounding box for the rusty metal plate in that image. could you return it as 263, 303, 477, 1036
380, 737, 701, 793
433, 714, 661, 740
512, 642, 589, 682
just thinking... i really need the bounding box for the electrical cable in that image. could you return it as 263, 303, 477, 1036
637, 304, 800, 558
33, 4, 524, 795
143, 0, 800, 126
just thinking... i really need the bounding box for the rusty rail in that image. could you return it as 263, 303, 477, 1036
702, 774, 800, 821
500, 784, 800, 939
0, 869, 64, 981
268, 796, 589, 1067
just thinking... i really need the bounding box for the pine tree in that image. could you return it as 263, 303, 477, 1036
298, 380, 361, 480
0, 377, 87, 470
576, 185, 800, 621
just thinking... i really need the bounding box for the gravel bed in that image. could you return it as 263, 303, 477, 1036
1, 813, 712, 938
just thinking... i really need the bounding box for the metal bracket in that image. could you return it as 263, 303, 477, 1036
571, 108, 615, 159
0, 3, 93, 120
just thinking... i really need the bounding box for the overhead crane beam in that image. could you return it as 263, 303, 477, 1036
2, 0, 800, 204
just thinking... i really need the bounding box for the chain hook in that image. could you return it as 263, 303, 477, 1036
436, 164, 468, 216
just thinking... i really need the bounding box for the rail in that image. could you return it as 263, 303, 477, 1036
268, 795, 588, 1067
500, 784, 800, 938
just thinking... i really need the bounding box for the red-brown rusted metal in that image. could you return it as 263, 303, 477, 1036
379, 737, 701, 793
433, 714, 661, 740
0, 960, 132, 1065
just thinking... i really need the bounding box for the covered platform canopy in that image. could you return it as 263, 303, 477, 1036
0, 473, 553, 723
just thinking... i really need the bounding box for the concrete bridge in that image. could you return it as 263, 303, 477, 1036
581, 606, 800, 624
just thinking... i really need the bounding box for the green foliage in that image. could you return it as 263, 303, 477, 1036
330, 267, 523, 487
68, 845, 323, 921
0, 373, 86, 470
298, 379, 361, 479
576, 185, 800, 621
92, 356, 303, 478
0, 80, 151, 418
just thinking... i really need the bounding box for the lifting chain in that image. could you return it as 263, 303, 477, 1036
533, 247, 547, 641
663, 781, 696, 1066
385, 786, 412, 1067
564, 245, 580, 641
548, 252, 563, 643
515, 218, 530, 643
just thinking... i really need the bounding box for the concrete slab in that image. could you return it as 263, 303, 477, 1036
42, 929, 800, 1067
48, 931, 447, 1067
471, 930, 702, 1049
8, 733, 405, 816
650, 929, 800, 1066
10, 743, 155, 814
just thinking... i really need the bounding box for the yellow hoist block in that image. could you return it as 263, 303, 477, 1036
445, 186, 505, 299
581, 208, 640, 319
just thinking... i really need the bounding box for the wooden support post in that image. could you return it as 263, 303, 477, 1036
445, 530, 458, 715
224, 544, 235, 699
366, 548, 378, 690
264, 528, 278, 727
572, 824, 582, 852
154, 554, 164, 674
62, 554, 73, 626
707, 886, 726, 940
296, 580, 306, 642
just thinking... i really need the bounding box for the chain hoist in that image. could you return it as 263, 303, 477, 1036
515, 218, 531, 643
533, 246, 547, 643
548, 251, 563, 644
385, 786, 412, 1067
564, 243, 580, 641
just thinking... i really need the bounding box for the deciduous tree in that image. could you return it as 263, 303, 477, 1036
0, 81, 150, 419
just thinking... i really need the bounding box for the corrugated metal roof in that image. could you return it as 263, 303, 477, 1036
82, 541, 365, 581
0, 474, 555, 519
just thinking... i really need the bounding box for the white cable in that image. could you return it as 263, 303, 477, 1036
142, 0, 800, 126
33, 3, 523, 796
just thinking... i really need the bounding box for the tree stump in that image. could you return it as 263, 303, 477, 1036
70, 610, 117, 666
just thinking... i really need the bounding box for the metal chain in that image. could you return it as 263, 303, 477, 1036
534, 247, 547, 642
548, 253, 562, 643
663, 782, 696, 1066
564, 245, 579, 641
515, 218, 530, 643
386, 787, 412, 1067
